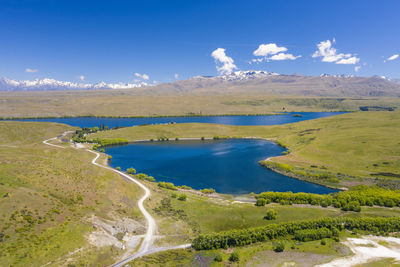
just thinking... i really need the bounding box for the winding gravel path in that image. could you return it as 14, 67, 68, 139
86, 149, 157, 267
43, 132, 190, 266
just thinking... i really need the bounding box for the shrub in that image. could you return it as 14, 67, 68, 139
178, 194, 187, 201
158, 182, 178, 190
294, 228, 333, 242
179, 185, 192, 190
116, 167, 121, 171
321, 240, 326, 245
256, 198, 266, 206
107, 155, 112, 161
229, 251, 239, 262
201, 136, 205, 140
214, 253, 222, 262
99, 148, 105, 153
171, 193, 177, 198
127, 168, 136, 174
201, 188, 216, 194
175, 137, 179, 141
264, 209, 277, 220
274, 242, 285, 252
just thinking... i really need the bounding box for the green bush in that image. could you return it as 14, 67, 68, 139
264, 209, 277, 220
116, 167, 121, 171
127, 168, 136, 174
229, 251, 239, 262
214, 253, 222, 262
158, 182, 178, 190
274, 242, 285, 252
256, 198, 266, 206
294, 227, 333, 242
178, 194, 187, 201
201, 188, 216, 194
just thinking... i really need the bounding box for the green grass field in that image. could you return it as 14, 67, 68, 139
0, 121, 144, 266
89, 111, 400, 188
2, 112, 400, 266
1, 90, 400, 118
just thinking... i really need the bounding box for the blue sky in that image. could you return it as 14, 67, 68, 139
0, 0, 399, 84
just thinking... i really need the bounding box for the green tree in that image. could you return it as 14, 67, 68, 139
264, 209, 277, 220
229, 251, 239, 262
127, 168, 136, 175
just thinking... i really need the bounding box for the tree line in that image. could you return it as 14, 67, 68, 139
192, 217, 400, 250
255, 185, 400, 211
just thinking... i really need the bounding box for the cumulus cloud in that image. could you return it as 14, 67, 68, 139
174, 73, 179, 79
79, 75, 85, 81
0, 77, 149, 91
269, 53, 301, 61
253, 43, 287, 56
354, 66, 361, 72
134, 72, 150, 80
312, 39, 360, 64
251, 43, 301, 63
211, 48, 237, 74
25, 68, 38, 73
387, 54, 399, 61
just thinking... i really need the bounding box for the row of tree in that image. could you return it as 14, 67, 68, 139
192, 217, 400, 250
255, 185, 400, 211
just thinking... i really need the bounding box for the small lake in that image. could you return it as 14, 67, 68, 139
14, 112, 345, 128
105, 139, 337, 195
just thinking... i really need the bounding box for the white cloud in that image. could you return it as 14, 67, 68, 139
211, 48, 237, 74
336, 56, 360, 65
79, 75, 85, 81
251, 43, 301, 63
253, 43, 287, 56
0, 77, 149, 91
354, 66, 361, 72
387, 54, 399, 61
25, 68, 38, 73
269, 53, 302, 61
174, 73, 179, 79
312, 39, 360, 64
134, 72, 150, 80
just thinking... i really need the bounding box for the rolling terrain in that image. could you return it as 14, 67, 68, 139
1, 71, 400, 118
89, 111, 400, 189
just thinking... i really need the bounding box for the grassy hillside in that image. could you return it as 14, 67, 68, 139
1, 90, 400, 118
0, 122, 143, 266
89, 111, 400, 188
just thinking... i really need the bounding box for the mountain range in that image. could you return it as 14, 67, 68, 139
1, 71, 400, 98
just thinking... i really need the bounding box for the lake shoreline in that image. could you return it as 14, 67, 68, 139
102, 137, 339, 195
0, 111, 350, 120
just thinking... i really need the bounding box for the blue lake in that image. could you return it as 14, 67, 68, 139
14, 112, 345, 128
105, 139, 338, 195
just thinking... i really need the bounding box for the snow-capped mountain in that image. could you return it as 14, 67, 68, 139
194, 70, 280, 81
0, 77, 148, 91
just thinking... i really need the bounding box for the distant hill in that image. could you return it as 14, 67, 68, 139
2, 71, 400, 97
145, 71, 400, 97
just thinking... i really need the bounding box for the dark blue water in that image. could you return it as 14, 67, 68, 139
105, 139, 337, 195
14, 112, 345, 128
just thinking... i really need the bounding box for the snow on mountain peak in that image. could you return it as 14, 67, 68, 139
0, 77, 149, 91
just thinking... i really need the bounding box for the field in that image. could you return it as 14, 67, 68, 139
89, 110, 400, 189
0, 121, 144, 266
1, 90, 400, 118
2, 112, 400, 266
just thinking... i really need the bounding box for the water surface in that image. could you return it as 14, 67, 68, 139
105, 139, 337, 195
15, 112, 345, 128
